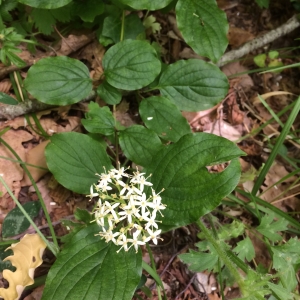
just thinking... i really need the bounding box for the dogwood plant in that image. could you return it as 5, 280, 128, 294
88, 167, 166, 252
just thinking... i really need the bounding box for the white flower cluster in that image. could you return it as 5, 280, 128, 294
88, 167, 166, 253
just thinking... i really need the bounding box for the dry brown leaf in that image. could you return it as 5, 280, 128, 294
77, 40, 105, 70
0, 129, 33, 197
222, 62, 254, 90
0, 79, 12, 93
23, 285, 44, 300
57, 33, 95, 56
0, 234, 46, 300
227, 27, 255, 48
28, 175, 54, 213
260, 162, 297, 207
21, 140, 50, 187
204, 120, 241, 141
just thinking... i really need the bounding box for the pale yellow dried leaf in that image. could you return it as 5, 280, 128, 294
0, 234, 46, 300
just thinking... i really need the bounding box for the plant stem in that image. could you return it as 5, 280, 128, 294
252, 95, 300, 195
146, 243, 163, 300
120, 10, 125, 42
0, 137, 59, 254
196, 219, 245, 294
0, 176, 57, 255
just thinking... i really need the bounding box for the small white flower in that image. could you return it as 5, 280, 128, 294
134, 193, 152, 217
117, 234, 129, 252
104, 201, 120, 221
94, 200, 108, 227
112, 167, 129, 180
87, 185, 99, 199
145, 214, 159, 230
130, 175, 153, 192
100, 227, 120, 244
127, 230, 145, 252
146, 228, 162, 245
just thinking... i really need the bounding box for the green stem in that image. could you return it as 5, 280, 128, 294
120, 10, 125, 42
196, 219, 245, 294
0, 176, 57, 255
252, 95, 300, 195
0, 137, 59, 255
145, 243, 163, 300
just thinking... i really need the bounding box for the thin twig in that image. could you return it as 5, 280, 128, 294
175, 273, 197, 300
217, 14, 300, 67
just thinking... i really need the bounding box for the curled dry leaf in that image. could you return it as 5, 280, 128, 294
0, 130, 33, 197
21, 140, 50, 187
0, 234, 46, 300
0, 79, 12, 93
57, 33, 95, 56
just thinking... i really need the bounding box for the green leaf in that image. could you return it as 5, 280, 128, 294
179, 249, 218, 272
0, 92, 18, 105
119, 125, 163, 167
176, 0, 228, 62
255, 0, 269, 8
45, 132, 113, 194
42, 223, 142, 300
145, 133, 245, 230
2, 201, 41, 238
268, 282, 294, 300
24, 56, 92, 105
157, 59, 228, 111
233, 237, 255, 262
97, 81, 122, 105
74, 208, 92, 224
51, 5, 72, 22
0, 246, 14, 272
103, 40, 161, 90
254, 54, 267, 68
102, 14, 145, 43
31, 8, 56, 35
119, 0, 173, 10
72, 0, 104, 22
139, 96, 191, 142
17, 0, 72, 9
81, 102, 115, 136
256, 211, 289, 242
271, 238, 300, 292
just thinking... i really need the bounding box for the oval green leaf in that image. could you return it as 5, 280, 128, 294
139, 96, 191, 142
158, 59, 228, 111
24, 56, 92, 105
145, 133, 245, 230
45, 132, 113, 194
119, 125, 163, 167
103, 40, 161, 90
97, 81, 122, 105
42, 223, 142, 300
17, 0, 72, 9
81, 102, 115, 136
119, 0, 173, 10
2, 201, 41, 238
0, 93, 18, 105
176, 0, 228, 63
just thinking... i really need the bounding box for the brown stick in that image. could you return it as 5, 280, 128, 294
217, 14, 300, 67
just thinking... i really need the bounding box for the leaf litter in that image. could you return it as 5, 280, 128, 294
1, 0, 300, 299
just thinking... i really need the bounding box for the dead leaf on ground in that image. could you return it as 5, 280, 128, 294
227, 27, 255, 48
57, 33, 95, 56
21, 140, 50, 187
0, 79, 12, 93
0, 130, 33, 197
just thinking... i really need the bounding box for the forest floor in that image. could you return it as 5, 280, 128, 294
1, 0, 300, 299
